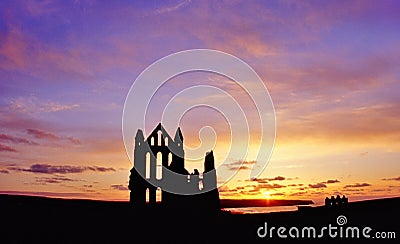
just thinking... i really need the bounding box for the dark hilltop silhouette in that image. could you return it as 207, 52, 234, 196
1, 194, 399, 243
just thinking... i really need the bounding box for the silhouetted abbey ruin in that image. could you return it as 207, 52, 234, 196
128, 123, 220, 211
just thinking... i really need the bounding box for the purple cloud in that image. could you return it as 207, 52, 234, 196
382, 177, 400, 181
8, 164, 115, 174
323, 179, 340, 184
35, 176, 75, 184
268, 176, 286, 181
0, 134, 39, 145
308, 183, 327, 188
87, 166, 116, 172
249, 176, 290, 183
0, 144, 17, 152
26, 129, 59, 140
308, 179, 339, 189
344, 183, 371, 188
26, 129, 80, 145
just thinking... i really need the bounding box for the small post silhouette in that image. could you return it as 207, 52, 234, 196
330, 195, 336, 206
342, 195, 348, 205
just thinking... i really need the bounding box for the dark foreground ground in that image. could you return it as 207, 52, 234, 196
1, 194, 399, 243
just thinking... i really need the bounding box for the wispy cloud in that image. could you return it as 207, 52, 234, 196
9, 96, 80, 114
223, 160, 256, 171
382, 177, 400, 181
0, 144, 17, 152
0, 133, 39, 145
323, 179, 340, 184
0, 26, 95, 82
26, 129, 80, 145
308, 183, 327, 189
257, 183, 286, 190
344, 183, 371, 188
111, 184, 129, 191
266, 176, 286, 181
26, 129, 58, 140
277, 100, 400, 146
154, 0, 192, 15
219, 182, 287, 197
308, 179, 340, 189
87, 166, 116, 173
35, 176, 76, 184
248, 176, 293, 183
8, 164, 115, 174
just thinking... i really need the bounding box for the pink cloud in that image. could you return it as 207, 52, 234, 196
26, 129, 59, 140
0, 110, 46, 131
0, 144, 17, 152
0, 134, 39, 145
26, 129, 81, 145
0, 26, 94, 83
0, 29, 28, 69
8, 96, 80, 114
154, 0, 192, 15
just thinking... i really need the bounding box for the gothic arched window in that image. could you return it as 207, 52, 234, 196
156, 152, 162, 180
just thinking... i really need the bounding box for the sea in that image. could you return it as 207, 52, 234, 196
223, 204, 324, 214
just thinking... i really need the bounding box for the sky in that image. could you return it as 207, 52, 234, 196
0, 0, 399, 204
